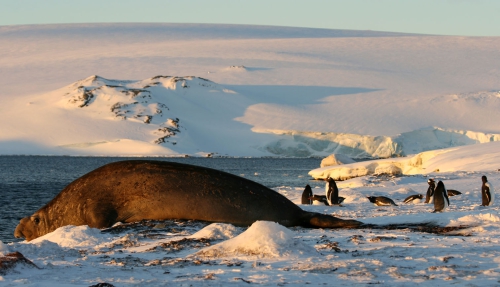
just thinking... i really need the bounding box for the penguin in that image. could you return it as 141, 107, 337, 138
325, 177, 340, 205
301, 185, 313, 205
366, 196, 398, 206
424, 178, 435, 204
403, 194, 423, 204
309, 195, 329, 206
481, 175, 495, 206
432, 180, 450, 212
309, 195, 345, 206
447, 189, 462, 197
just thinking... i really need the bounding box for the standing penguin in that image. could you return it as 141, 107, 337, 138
424, 179, 435, 204
433, 181, 450, 212
325, 177, 340, 205
481, 175, 495, 206
301, 185, 313, 205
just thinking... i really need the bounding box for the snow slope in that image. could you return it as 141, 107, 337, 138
1, 23, 500, 157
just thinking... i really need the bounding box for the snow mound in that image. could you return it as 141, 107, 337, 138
30, 225, 111, 248
453, 213, 500, 225
194, 221, 316, 258
188, 223, 241, 240
320, 153, 355, 167
310, 141, 500, 180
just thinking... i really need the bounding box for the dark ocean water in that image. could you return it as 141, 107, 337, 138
0, 156, 322, 243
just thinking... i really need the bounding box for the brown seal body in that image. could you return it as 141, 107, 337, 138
15, 160, 362, 241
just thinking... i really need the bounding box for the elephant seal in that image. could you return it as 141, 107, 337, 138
15, 160, 362, 241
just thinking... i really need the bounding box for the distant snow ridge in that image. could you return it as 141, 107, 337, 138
432, 90, 500, 104
61, 75, 217, 145
261, 130, 400, 158
260, 127, 500, 159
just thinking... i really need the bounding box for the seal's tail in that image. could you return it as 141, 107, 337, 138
305, 212, 362, 228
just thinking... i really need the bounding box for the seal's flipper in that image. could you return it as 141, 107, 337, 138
304, 212, 362, 228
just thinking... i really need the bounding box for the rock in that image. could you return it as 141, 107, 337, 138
0, 252, 39, 275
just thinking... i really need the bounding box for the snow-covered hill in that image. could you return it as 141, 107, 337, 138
1, 23, 500, 158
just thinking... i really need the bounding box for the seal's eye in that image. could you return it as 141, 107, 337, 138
33, 217, 40, 224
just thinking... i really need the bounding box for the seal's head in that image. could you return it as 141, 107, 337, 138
14, 211, 49, 241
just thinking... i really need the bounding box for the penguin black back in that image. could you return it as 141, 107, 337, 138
310, 195, 330, 206
425, 179, 435, 204
403, 194, 423, 204
433, 181, 450, 212
367, 196, 398, 206
301, 185, 313, 205
447, 189, 462, 197
326, 177, 340, 205
481, 175, 495, 206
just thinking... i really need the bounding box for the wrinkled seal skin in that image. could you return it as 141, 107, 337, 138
15, 160, 362, 241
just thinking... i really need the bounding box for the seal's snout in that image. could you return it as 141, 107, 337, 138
14, 217, 29, 239
14, 225, 24, 239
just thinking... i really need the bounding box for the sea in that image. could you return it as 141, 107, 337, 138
0, 156, 322, 243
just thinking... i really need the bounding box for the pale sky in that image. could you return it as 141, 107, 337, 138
1, 0, 499, 36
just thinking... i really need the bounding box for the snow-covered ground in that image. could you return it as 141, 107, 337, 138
1, 23, 500, 157
1, 23, 500, 286
1, 144, 499, 286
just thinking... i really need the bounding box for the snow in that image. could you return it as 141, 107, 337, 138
320, 153, 356, 168
3, 166, 500, 285
2, 23, 500, 286
309, 141, 500, 180
1, 24, 500, 157
195, 221, 317, 259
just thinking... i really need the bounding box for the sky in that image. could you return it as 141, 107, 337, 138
1, 0, 499, 36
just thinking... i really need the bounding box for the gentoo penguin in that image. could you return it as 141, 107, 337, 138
309, 195, 346, 205
403, 194, 423, 204
301, 185, 313, 205
367, 196, 398, 206
447, 189, 462, 197
424, 179, 435, 204
481, 175, 495, 206
432, 181, 450, 212
325, 177, 340, 205
310, 194, 329, 205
